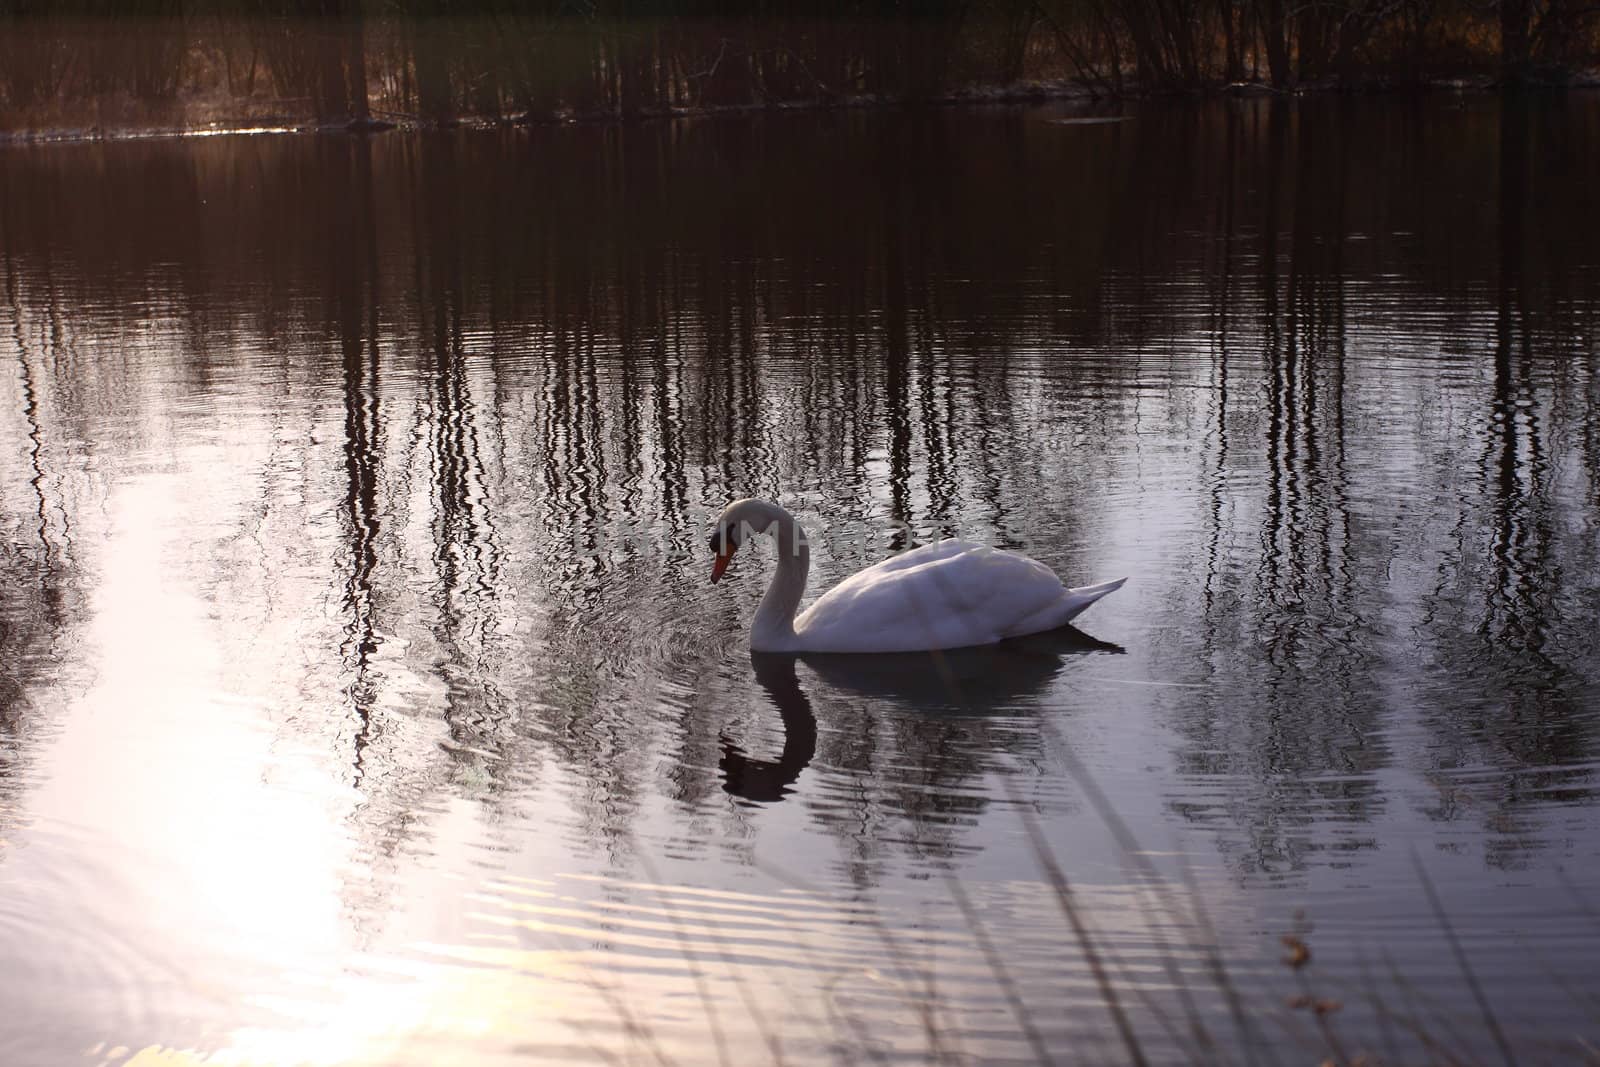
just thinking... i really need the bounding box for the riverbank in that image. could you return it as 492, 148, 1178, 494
5, 6, 1599, 146
5, 69, 1598, 148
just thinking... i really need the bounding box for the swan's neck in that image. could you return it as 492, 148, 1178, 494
751, 509, 809, 653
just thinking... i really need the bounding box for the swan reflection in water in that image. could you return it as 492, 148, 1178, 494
720, 625, 1124, 803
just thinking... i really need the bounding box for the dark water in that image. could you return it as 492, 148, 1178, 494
2, 96, 1599, 1065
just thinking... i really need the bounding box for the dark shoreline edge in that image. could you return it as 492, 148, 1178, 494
3, 72, 1597, 147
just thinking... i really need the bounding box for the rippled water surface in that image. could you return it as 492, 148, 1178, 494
3, 97, 1600, 1065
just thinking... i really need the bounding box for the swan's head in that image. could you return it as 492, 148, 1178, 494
708, 518, 743, 584
708, 498, 781, 583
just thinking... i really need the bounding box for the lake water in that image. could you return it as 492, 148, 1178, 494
2, 96, 1599, 1065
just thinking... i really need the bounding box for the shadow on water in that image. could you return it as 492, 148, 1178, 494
798, 624, 1124, 715
724, 627, 1123, 803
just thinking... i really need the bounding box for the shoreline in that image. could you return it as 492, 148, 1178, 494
3, 72, 1597, 147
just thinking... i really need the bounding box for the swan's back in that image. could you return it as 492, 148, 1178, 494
793, 540, 1108, 653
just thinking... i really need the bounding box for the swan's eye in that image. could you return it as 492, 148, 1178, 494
709, 525, 740, 554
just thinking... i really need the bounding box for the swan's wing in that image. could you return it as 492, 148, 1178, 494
794, 541, 1069, 653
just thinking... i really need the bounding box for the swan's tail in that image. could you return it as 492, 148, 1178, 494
1000, 576, 1127, 639
1056, 576, 1127, 625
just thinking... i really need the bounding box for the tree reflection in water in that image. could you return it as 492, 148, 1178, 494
0, 97, 1597, 891
1, 248, 84, 845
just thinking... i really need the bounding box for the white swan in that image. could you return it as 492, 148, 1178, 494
708, 498, 1125, 653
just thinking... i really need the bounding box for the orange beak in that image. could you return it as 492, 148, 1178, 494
711, 549, 734, 583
